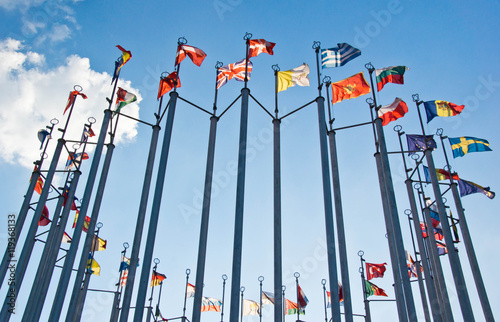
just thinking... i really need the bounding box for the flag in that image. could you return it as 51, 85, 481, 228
65, 152, 89, 170
420, 222, 428, 238
186, 283, 195, 298
115, 87, 137, 114
37, 129, 50, 149
216, 59, 253, 89
34, 176, 44, 194
151, 271, 166, 287
377, 97, 408, 126
81, 125, 95, 143
448, 136, 492, 158
375, 65, 409, 91
62, 232, 72, 244
112, 45, 132, 84
436, 240, 448, 255
262, 291, 275, 305
277, 63, 310, 92
73, 210, 91, 232
458, 179, 495, 199
62, 184, 79, 210
39, 205, 51, 226
365, 262, 387, 280
86, 254, 101, 276
297, 284, 309, 309
433, 226, 444, 241
284, 298, 304, 315
200, 297, 222, 312
64, 90, 87, 114
120, 255, 131, 271
423, 100, 464, 123
330, 72, 371, 105
405, 251, 418, 278
423, 165, 459, 182
406, 134, 437, 155
321, 43, 361, 68
157, 72, 181, 100
175, 44, 207, 66
120, 269, 128, 287
242, 299, 260, 316
91, 235, 107, 251
326, 282, 343, 308
365, 280, 388, 297
248, 39, 275, 57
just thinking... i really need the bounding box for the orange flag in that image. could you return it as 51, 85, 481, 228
157, 72, 181, 100
331, 72, 370, 105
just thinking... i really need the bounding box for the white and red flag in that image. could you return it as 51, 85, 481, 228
175, 44, 207, 66
365, 262, 387, 280
248, 39, 275, 57
216, 59, 253, 89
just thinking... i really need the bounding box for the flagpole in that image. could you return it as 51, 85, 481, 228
258, 276, 264, 322
272, 64, 283, 322
294, 273, 300, 321
358, 251, 371, 322
221, 274, 228, 322
156, 277, 164, 322
324, 77, 353, 322
244, 32, 251, 88
312, 40, 341, 322
229, 32, 252, 322
182, 269, 191, 321
365, 63, 417, 322
148, 259, 160, 322
412, 94, 475, 321
192, 62, 222, 322
281, 285, 286, 322
321, 279, 328, 322
240, 286, 245, 322
436, 128, 494, 321
110, 243, 129, 322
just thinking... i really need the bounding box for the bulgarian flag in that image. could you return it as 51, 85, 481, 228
375, 65, 409, 91
115, 87, 137, 114
377, 97, 408, 126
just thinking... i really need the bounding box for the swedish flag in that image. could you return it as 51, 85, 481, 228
448, 136, 492, 158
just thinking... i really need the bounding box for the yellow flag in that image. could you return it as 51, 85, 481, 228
277, 63, 310, 92
86, 258, 101, 276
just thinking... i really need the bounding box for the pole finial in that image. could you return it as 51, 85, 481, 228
215, 61, 223, 69
222, 274, 228, 281
240, 286, 245, 293
243, 32, 252, 40
436, 128, 444, 136
87, 117, 96, 125
404, 209, 412, 216
412, 93, 420, 103
322, 76, 331, 84
153, 258, 160, 265
364, 62, 374, 72
312, 41, 321, 50
282, 285, 286, 292
321, 279, 326, 286
393, 125, 403, 133
293, 272, 300, 279
73, 85, 83, 92
366, 97, 374, 107
258, 276, 264, 282
123, 242, 129, 249
272, 64, 280, 72
186, 269, 191, 276
50, 118, 59, 125
357, 250, 364, 257
178, 37, 187, 45
96, 222, 103, 229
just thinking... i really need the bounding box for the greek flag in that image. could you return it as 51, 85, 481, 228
321, 43, 361, 68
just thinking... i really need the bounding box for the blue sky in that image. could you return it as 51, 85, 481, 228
1, 0, 500, 321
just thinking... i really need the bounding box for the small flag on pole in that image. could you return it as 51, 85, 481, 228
365, 280, 388, 297
365, 262, 387, 280
39, 205, 51, 226
37, 129, 51, 149
248, 39, 275, 57
321, 43, 361, 68
375, 65, 409, 91
64, 90, 87, 115
73, 210, 91, 232
151, 271, 166, 287
115, 87, 137, 114
157, 72, 181, 100
448, 136, 492, 158
277, 63, 310, 92
81, 125, 95, 143
330, 72, 370, 105
175, 44, 207, 66
62, 232, 72, 244
112, 45, 132, 84
297, 284, 309, 309
458, 179, 495, 199
377, 97, 408, 126
261, 291, 275, 305
216, 59, 253, 89
91, 235, 107, 251
423, 100, 464, 123
284, 298, 304, 315
186, 283, 195, 298
65, 152, 89, 170
86, 254, 101, 276
242, 299, 260, 316
34, 176, 44, 194
406, 134, 437, 155
200, 297, 222, 312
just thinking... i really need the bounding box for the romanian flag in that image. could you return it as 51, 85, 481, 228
365, 262, 387, 280
365, 280, 388, 297
200, 297, 222, 312
112, 45, 132, 84
277, 63, 310, 92
458, 179, 495, 199
330, 72, 371, 105
64, 90, 87, 115
151, 271, 166, 287
375, 66, 409, 91
175, 44, 207, 67
423, 165, 459, 182
448, 136, 492, 158
423, 100, 464, 123
377, 97, 408, 126
248, 39, 275, 57
157, 72, 181, 100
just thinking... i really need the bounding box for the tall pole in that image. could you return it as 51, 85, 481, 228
240, 286, 245, 322
437, 129, 494, 321
110, 243, 129, 322
294, 273, 300, 322
321, 279, 328, 322
365, 63, 417, 321
413, 95, 475, 321
182, 269, 190, 321
132, 90, 178, 322
221, 274, 228, 322
258, 276, 264, 322
192, 62, 222, 322
358, 251, 371, 322
229, 32, 252, 322
312, 41, 341, 322
324, 78, 353, 322
281, 286, 286, 322
147, 259, 160, 322
272, 64, 283, 322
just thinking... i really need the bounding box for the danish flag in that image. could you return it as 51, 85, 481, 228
248, 39, 275, 58
175, 44, 207, 66
216, 59, 253, 89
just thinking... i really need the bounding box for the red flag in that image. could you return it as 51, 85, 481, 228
248, 39, 275, 57
34, 176, 44, 194
297, 284, 309, 308
73, 210, 90, 232
64, 90, 88, 114
366, 262, 387, 280
157, 72, 181, 100
39, 205, 51, 226
175, 44, 207, 67
116, 45, 132, 70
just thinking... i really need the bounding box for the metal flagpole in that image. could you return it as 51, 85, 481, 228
358, 251, 371, 322
221, 274, 228, 322
272, 64, 283, 322
110, 243, 129, 322
258, 276, 263, 322
192, 62, 222, 322
324, 77, 354, 322
49, 71, 118, 321
312, 40, 341, 322
0, 118, 57, 287
437, 128, 494, 321
240, 286, 245, 322
365, 63, 417, 322
294, 273, 300, 321
229, 32, 252, 322
147, 259, 160, 322
281, 285, 286, 322
412, 94, 475, 321
321, 279, 328, 322
182, 269, 191, 321
156, 275, 164, 322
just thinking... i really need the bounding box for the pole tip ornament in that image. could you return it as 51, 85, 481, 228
272, 64, 280, 72
40, 152, 48, 160
243, 32, 252, 40
240, 286, 245, 293
413, 182, 421, 190
153, 258, 160, 265
321, 279, 327, 286
87, 117, 96, 124
366, 97, 374, 107
72, 143, 81, 151
50, 118, 59, 125
436, 128, 444, 136
186, 269, 191, 275
96, 222, 103, 229
123, 242, 129, 249
359, 267, 364, 274
364, 62, 374, 72
178, 37, 187, 45
73, 85, 83, 92
282, 285, 286, 291
404, 209, 412, 216
412, 93, 420, 103
393, 125, 403, 133
222, 274, 228, 281
258, 276, 264, 282
294, 272, 300, 278
322, 75, 331, 84
312, 41, 321, 50
215, 61, 223, 69
357, 250, 364, 257
160, 71, 170, 80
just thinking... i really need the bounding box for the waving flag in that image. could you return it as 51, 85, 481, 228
64, 90, 87, 114
326, 282, 344, 308
248, 39, 275, 57
39, 205, 50, 226
216, 59, 253, 89
284, 298, 304, 315
377, 97, 408, 126
330, 72, 370, 105
175, 44, 207, 66
186, 283, 195, 298
86, 255, 101, 276
375, 66, 409, 91
297, 284, 309, 309
151, 271, 166, 287
423, 100, 464, 123
37, 129, 51, 149
34, 175, 44, 194
448, 136, 492, 158
262, 291, 275, 305
201, 297, 222, 312
112, 45, 132, 84
81, 125, 95, 143
277, 63, 310, 92
242, 299, 260, 316
157, 72, 181, 99
366, 262, 387, 280
91, 235, 107, 251
73, 210, 91, 232
115, 87, 137, 114
458, 179, 495, 199
365, 281, 388, 297
321, 43, 361, 68
406, 134, 437, 155
65, 152, 89, 170
62, 232, 72, 244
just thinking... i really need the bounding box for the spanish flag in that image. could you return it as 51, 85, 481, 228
423, 100, 464, 123
330, 72, 371, 105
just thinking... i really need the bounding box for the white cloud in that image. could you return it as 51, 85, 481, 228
0, 38, 142, 169
48, 23, 71, 43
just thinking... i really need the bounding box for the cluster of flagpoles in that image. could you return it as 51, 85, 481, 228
0, 32, 496, 322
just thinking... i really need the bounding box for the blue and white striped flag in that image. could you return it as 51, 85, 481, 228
321, 43, 361, 68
